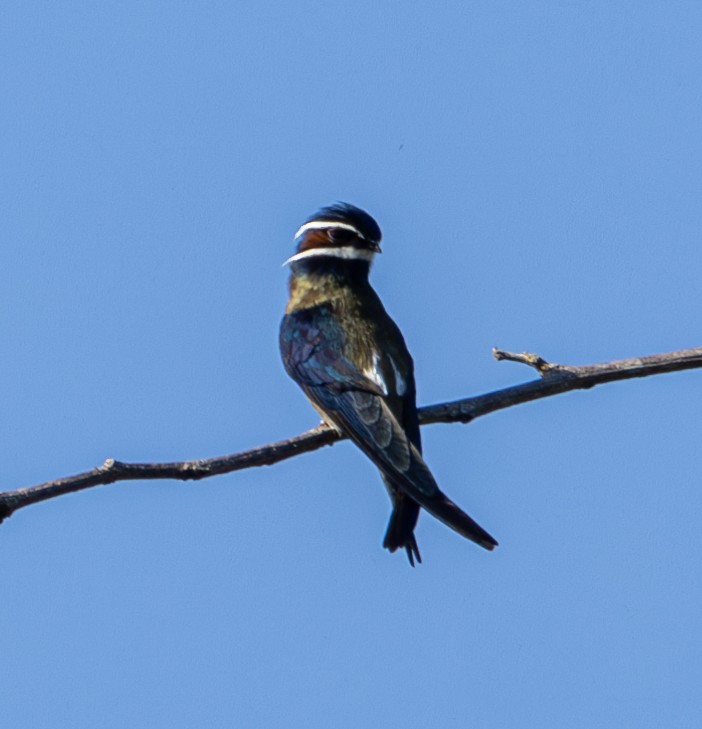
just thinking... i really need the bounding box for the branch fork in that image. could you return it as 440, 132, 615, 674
493, 348, 555, 376
1, 346, 700, 524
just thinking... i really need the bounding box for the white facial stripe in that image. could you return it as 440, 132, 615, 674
283, 245, 375, 266
293, 220, 366, 241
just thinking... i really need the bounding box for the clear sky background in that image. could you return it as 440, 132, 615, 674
2, 2, 701, 727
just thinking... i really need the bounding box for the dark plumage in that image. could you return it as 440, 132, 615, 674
299, 202, 382, 245
280, 203, 497, 564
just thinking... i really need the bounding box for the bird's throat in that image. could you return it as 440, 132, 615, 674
286, 262, 370, 313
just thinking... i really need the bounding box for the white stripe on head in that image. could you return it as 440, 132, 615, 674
293, 220, 366, 241
283, 245, 376, 266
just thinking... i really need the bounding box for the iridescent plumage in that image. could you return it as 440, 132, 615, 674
280, 203, 497, 564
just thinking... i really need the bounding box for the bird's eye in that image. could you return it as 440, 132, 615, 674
327, 228, 355, 244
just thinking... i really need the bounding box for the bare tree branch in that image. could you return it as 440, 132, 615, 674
1, 346, 700, 524
421, 346, 702, 424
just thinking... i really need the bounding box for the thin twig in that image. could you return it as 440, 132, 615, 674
1, 346, 700, 524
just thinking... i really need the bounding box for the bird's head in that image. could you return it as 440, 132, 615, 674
284, 203, 382, 268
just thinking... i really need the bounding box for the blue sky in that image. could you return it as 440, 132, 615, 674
2, 2, 701, 727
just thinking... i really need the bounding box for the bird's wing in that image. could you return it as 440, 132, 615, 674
281, 308, 497, 550
280, 307, 387, 396
309, 385, 497, 550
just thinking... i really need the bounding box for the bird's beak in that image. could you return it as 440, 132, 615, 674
370, 242, 382, 254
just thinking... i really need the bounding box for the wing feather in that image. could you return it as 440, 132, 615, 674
280, 305, 497, 552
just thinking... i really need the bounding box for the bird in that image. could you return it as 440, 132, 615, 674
279, 202, 498, 565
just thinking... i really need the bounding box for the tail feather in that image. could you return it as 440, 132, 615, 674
383, 452, 499, 554
383, 496, 422, 566
384, 488, 497, 563
427, 492, 498, 551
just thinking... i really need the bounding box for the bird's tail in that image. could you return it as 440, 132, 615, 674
380, 459, 497, 561
383, 493, 422, 567
425, 491, 498, 552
